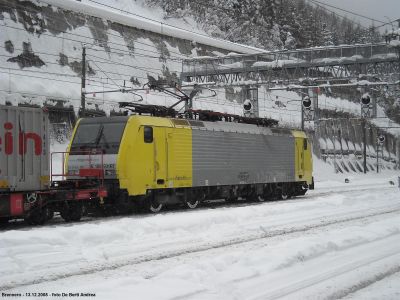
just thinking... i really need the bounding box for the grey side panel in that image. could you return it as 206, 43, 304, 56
192, 129, 295, 187
0, 105, 50, 191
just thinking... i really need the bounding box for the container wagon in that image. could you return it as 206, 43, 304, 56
0, 105, 106, 224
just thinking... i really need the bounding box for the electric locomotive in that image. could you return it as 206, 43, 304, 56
66, 114, 313, 213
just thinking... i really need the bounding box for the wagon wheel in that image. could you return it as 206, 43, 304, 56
25, 208, 47, 225
61, 202, 83, 222
0, 217, 10, 226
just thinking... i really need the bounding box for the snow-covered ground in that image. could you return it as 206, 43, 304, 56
1, 167, 399, 299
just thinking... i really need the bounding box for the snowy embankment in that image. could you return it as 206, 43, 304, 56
1, 170, 400, 299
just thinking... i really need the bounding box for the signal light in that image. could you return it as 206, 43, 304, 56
243, 99, 252, 111
361, 94, 371, 106
378, 135, 385, 144
302, 96, 312, 108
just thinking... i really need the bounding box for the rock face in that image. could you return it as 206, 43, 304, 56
0, 0, 227, 77
0, 0, 235, 115
7, 41, 45, 68
0, 0, 398, 171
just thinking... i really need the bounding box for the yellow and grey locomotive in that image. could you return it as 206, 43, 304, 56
66, 114, 313, 212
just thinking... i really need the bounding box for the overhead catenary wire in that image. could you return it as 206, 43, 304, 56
82, 0, 262, 53
86, 52, 181, 73
0, 23, 186, 63
308, 0, 385, 25
0, 50, 181, 83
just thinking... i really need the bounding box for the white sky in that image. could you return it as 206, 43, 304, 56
314, 0, 400, 31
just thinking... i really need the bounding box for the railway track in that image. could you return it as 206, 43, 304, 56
1, 182, 396, 232
2, 199, 400, 292
242, 232, 400, 300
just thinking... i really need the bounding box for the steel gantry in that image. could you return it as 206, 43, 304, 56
181, 43, 400, 86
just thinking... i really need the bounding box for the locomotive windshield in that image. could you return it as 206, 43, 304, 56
70, 117, 128, 154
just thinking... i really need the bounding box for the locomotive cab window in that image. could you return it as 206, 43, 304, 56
144, 126, 153, 143
70, 118, 128, 154
303, 139, 308, 150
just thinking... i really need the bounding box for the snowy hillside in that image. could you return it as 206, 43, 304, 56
0, 0, 399, 172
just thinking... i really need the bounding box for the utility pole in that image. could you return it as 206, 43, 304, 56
81, 46, 86, 117
376, 140, 379, 173
301, 97, 304, 131
362, 118, 367, 173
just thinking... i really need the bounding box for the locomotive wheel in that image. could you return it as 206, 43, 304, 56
61, 202, 83, 222
280, 191, 289, 200
296, 189, 307, 196
186, 198, 199, 209
147, 197, 163, 213
257, 195, 266, 202
279, 184, 291, 200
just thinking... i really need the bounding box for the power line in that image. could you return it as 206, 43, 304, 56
0, 45, 81, 60
87, 46, 182, 61
0, 23, 186, 63
308, 0, 385, 24
86, 53, 180, 73
0, 1, 190, 59
0, 50, 181, 83
89, 59, 121, 88
0, 70, 119, 89
76, 0, 262, 53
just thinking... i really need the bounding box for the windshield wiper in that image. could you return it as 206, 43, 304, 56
94, 125, 104, 146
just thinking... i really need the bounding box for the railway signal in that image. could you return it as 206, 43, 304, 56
302, 96, 312, 109
243, 99, 252, 111
360, 93, 373, 118
301, 94, 315, 130
243, 99, 253, 117
376, 134, 385, 173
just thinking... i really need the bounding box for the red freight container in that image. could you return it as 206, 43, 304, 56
0, 105, 50, 192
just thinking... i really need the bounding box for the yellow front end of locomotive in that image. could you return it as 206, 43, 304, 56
117, 116, 193, 196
